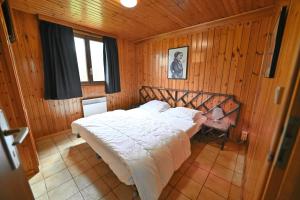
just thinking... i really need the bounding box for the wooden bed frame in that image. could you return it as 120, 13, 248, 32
139, 86, 241, 148
139, 86, 240, 123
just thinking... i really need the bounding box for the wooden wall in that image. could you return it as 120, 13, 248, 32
11, 10, 139, 139
135, 7, 279, 140
244, 0, 300, 199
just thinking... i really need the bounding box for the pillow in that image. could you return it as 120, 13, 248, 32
162, 107, 204, 122
139, 100, 170, 112
211, 107, 225, 120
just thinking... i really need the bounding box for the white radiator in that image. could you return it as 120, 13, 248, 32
82, 97, 107, 117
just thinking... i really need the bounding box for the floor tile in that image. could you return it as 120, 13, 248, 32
228, 184, 242, 200
113, 184, 134, 200
29, 172, 44, 185
68, 159, 92, 177
62, 150, 85, 167
175, 176, 202, 200
198, 187, 225, 200
102, 171, 121, 189
74, 168, 100, 190
68, 133, 79, 141
81, 147, 96, 158
223, 142, 240, 152
190, 141, 205, 151
39, 152, 62, 168
38, 149, 59, 159
57, 142, 75, 152
48, 180, 79, 200
41, 160, 66, 178
193, 156, 215, 171
215, 154, 236, 171
33, 134, 244, 200
239, 145, 247, 155
37, 139, 56, 152
30, 180, 47, 198
76, 143, 90, 152
235, 162, 244, 174
52, 134, 73, 146
35, 193, 49, 200
66, 192, 83, 200
218, 150, 238, 161
210, 163, 234, 182
87, 155, 103, 167
186, 154, 198, 164
232, 172, 243, 187
169, 171, 184, 187
185, 165, 209, 186
80, 179, 110, 200
60, 147, 81, 158
203, 144, 220, 154
72, 138, 86, 146
159, 185, 172, 200
179, 162, 191, 174
236, 154, 245, 165
204, 174, 231, 198
197, 148, 219, 162
94, 162, 111, 177
45, 169, 72, 191
168, 189, 190, 200
101, 192, 119, 200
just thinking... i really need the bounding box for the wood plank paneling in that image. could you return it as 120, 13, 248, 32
11, 9, 139, 139
9, 0, 276, 40
244, 0, 300, 198
136, 7, 280, 141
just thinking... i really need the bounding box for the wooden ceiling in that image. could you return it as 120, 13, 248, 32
10, 0, 276, 41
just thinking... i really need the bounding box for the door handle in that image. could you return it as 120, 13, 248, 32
3, 127, 29, 145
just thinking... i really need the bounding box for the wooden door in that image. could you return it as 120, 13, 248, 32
263, 52, 300, 200
0, 110, 34, 200
0, 0, 38, 177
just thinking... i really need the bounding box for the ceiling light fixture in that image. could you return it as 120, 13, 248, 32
120, 0, 137, 8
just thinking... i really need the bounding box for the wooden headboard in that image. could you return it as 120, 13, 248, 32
139, 86, 241, 127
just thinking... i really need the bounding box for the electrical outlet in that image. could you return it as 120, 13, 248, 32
241, 130, 248, 142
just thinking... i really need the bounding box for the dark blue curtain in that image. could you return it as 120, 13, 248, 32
39, 20, 82, 99
103, 36, 121, 94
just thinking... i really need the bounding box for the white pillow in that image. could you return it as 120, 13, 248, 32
162, 107, 204, 121
139, 100, 170, 112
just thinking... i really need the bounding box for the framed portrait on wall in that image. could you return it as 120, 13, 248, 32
168, 46, 189, 79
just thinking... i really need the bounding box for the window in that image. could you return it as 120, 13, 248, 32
74, 34, 105, 84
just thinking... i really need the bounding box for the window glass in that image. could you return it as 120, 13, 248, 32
74, 37, 88, 82
89, 40, 105, 81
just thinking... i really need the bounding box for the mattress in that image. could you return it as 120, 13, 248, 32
71, 108, 203, 199
74, 113, 201, 185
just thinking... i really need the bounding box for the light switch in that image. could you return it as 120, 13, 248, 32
274, 86, 284, 104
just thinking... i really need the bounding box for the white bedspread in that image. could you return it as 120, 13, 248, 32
72, 109, 192, 200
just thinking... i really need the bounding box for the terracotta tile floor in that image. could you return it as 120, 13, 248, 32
29, 132, 245, 200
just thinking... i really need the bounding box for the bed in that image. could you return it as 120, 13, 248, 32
71, 86, 240, 200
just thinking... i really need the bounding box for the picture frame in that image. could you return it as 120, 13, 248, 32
168, 46, 189, 79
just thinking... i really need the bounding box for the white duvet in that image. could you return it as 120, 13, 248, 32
72, 109, 192, 200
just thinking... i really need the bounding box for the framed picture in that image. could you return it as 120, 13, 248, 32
168, 46, 189, 79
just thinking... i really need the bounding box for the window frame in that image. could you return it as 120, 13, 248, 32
74, 32, 105, 85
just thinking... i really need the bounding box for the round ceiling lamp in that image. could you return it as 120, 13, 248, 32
120, 0, 137, 8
